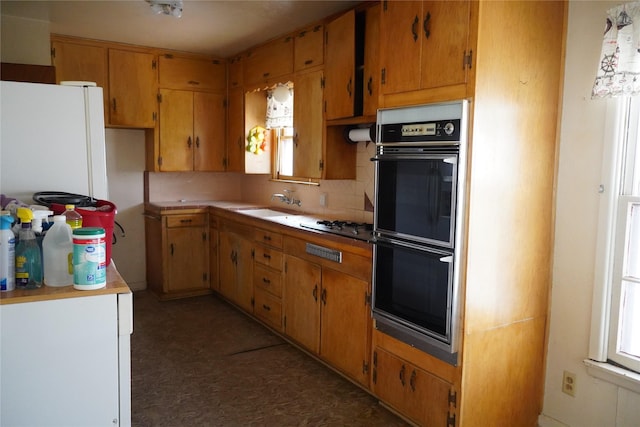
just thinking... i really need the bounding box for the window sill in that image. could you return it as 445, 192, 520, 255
584, 359, 640, 394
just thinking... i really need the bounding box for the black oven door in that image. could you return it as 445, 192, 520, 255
372, 237, 458, 364
374, 149, 458, 248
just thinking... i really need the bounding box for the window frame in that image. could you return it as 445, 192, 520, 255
588, 96, 640, 390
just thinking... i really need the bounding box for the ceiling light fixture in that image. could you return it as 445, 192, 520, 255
146, 0, 183, 18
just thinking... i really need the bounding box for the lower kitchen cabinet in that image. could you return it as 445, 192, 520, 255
218, 220, 254, 312
283, 237, 372, 387
144, 211, 210, 300
372, 347, 455, 427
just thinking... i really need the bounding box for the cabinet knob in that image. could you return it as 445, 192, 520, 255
262, 304, 271, 311
187, 136, 192, 148
399, 364, 406, 386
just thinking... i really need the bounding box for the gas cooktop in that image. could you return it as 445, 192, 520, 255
300, 220, 374, 242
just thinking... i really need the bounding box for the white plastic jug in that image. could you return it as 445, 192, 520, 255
43, 215, 73, 287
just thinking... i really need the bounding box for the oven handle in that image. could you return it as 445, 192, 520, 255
373, 235, 452, 257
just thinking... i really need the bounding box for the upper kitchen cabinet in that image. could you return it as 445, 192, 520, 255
156, 88, 226, 172
244, 35, 294, 88
379, 0, 472, 104
50, 35, 109, 122
108, 49, 158, 128
294, 24, 324, 72
325, 4, 380, 122
158, 54, 226, 92
292, 70, 324, 179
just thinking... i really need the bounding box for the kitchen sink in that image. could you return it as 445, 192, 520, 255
237, 208, 293, 218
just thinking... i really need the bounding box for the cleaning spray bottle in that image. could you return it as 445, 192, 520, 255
15, 207, 43, 289
0, 213, 16, 292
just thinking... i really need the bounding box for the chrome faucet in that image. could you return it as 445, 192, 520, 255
271, 189, 301, 206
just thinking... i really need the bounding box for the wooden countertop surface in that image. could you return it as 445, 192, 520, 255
0, 262, 131, 305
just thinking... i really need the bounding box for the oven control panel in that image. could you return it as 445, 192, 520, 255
380, 119, 461, 144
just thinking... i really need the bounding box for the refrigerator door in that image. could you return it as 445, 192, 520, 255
0, 81, 108, 202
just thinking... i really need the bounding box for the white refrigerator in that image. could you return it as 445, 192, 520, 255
0, 80, 109, 202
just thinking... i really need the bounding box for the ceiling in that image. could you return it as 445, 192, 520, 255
0, 0, 360, 58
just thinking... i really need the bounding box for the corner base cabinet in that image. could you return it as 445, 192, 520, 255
144, 209, 211, 300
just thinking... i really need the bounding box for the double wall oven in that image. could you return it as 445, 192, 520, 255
372, 100, 469, 366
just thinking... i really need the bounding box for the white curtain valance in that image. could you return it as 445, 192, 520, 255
265, 83, 293, 129
592, 1, 640, 98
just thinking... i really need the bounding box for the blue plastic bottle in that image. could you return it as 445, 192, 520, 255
0, 213, 16, 291
15, 208, 43, 289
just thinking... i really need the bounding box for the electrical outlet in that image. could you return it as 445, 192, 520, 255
319, 193, 327, 207
562, 371, 576, 397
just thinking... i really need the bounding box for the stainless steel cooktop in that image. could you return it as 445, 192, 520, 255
300, 220, 374, 242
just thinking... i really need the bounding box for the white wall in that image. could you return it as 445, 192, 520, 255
540, 2, 640, 426
0, 14, 50, 65
105, 129, 147, 290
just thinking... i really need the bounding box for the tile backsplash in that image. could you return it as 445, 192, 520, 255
146, 141, 376, 222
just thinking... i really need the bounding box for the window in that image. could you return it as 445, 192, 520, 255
590, 96, 640, 378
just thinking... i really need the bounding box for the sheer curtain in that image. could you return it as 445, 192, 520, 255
592, 1, 640, 98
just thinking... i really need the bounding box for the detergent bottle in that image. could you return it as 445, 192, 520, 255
15, 208, 43, 289
0, 213, 15, 291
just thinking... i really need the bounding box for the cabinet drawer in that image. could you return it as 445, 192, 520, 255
166, 214, 206, 228
254, 244, 283, 270
254, 287, 282, 330
254, 228, 283, 249
254, 264, 283, 297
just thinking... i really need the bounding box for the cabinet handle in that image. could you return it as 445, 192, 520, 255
346, 78, 352, 98
367, 76, 373, 96
263, 72, 270, 78
410, 369, 417, 392
312, 284, 318, 301
304, 59, 313, 65
237, 136, 242, 148
411, 15, 419, 42
399, 364, 406, 386
187, 136, 192, 148
263, 235, 272, 241
262, 304, 271, 311
294, 133, 299, 147
321, 288, 327, 305
263, 253, 271, 260
423, 11, 431, 39
112, 98, 117, 112
195, 136, 200, 148
180, 219, 193, 224
262, 277, 271, 284
187, 80, 200, 86
170, 243, 174, 256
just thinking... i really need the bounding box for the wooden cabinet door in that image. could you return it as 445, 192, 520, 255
108, 49, 157, 127
320, 268, 371, 387
379, 1, 422, 95
194, 91, 226, 171
283, 255, 321, 353
218, 231, 237, 300
420, 0, 471, 89
363, 4, 380, 117
158, 54, 226, 92
372, 348, 408, 414
244, 36, 294, 86
235, 235, 254, 313
294, 25, 324, 71
324, 10, 355, 120
209, 228, 219, 291
166, 225, 209, 292
226, 87, 245, 172
158, 89, 193, 171
51, 39, 109, 121
292, 70, 323, 179
372, 348, 452, 426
